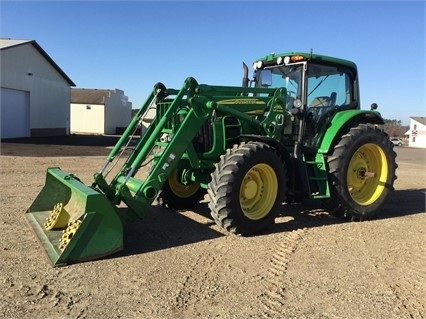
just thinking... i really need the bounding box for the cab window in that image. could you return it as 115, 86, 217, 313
307, 64, 353, 108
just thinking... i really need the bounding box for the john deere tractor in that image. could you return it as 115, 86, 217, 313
26, 52, 397, 266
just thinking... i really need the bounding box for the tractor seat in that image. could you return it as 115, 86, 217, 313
308, 93, 337, 121
309, 96, 331, 107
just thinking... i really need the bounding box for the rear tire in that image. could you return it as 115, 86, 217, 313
326, 123, 397, 220
208, 141, 287, 235
157, 169, 206, 210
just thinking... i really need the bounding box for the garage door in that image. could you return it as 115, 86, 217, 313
1, 88, 30, 138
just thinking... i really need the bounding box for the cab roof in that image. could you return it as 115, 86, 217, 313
254, 52, 357, 70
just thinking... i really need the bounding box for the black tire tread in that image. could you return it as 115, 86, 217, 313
208, 141, 287, 235
326, 123, 397, 221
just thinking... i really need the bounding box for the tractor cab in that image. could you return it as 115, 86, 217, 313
251, 53, 361, 147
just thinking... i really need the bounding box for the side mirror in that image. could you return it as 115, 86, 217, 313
370, 103, 378, 110
260, 70, 272, 87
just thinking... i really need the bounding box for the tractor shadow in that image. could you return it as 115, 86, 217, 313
266, 188, 426, 235
376, 188, 425, 219
112, 188, 425, 260
112, 200, 223, 259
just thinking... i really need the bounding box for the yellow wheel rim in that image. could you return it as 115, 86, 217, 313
240, 163, 278, 220
347, 143, 388, 206
168, 170, 200, 198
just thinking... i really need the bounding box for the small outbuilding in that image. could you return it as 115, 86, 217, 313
70, 88, 132, 135
0, 38, 75, 138
406, 116, 426, 148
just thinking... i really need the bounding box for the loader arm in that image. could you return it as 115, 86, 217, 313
92, 77, 219, 221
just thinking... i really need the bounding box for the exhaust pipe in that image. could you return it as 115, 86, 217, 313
242, 62, 249, 87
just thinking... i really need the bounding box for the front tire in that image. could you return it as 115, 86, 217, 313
326, 123, 397, 220
208, 141, 287, 235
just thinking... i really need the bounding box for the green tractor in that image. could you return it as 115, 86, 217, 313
26, 52, 397, 266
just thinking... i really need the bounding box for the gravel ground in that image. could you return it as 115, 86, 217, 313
0, 136, 425, 319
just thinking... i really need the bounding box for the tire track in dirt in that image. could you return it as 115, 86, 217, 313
259, 228, 306, 318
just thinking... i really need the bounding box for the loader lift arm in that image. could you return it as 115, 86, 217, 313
93, 77, 215, 222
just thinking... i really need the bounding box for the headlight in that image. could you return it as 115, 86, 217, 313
284, 56, 290, 64
253, 60, 263, 70
293, 99, 303, 108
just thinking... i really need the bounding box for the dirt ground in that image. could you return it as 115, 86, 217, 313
1, 136, 425, 319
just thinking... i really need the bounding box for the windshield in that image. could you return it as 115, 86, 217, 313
255, 63, 304, 110
255, 62, 354, 111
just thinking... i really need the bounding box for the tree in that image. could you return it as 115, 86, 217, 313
383, 119, 409, 137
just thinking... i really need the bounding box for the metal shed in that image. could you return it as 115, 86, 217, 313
0, 39, 75, 138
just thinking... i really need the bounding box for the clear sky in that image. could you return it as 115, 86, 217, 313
1, 0, 425, 125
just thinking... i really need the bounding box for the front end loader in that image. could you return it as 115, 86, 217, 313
26, 168, 123, 266
26, 52, 397, 266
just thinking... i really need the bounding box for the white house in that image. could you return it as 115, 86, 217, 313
0, 39, 75, 138
406, 117, 426, 148
70, 88, 132, 135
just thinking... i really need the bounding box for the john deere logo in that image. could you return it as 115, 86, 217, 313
218, 99, 266, 105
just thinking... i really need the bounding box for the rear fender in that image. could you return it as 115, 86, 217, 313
318, 110, 384, 154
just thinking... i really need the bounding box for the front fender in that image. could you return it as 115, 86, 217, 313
318, 110, 384, 154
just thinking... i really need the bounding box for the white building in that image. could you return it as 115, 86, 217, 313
0, 39, 75, 138
70, 88, 132, 135
406, 117, 426, 148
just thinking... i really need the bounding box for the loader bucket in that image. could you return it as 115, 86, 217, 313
25, 167, 123, 267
